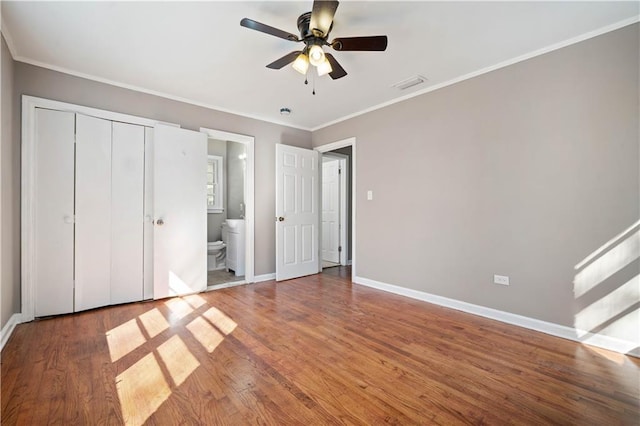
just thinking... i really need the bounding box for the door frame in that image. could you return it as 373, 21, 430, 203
21, 95, 177, 322
199, 127, 255, 285
321, 153, 349, 266
314, 137, 356, 277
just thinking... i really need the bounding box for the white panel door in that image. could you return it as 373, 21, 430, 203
34, 108, 75, 317
322, 160, 340, 263
276, 144, 319, 281
75, 114, 112, 312
153, 125, 207, 298
110, 121, 145, 305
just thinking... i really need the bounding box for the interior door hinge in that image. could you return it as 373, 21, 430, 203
338, 246, 342, 252
338, 168, 342, 175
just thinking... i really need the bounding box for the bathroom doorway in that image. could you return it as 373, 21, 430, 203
200, 128, 255, 289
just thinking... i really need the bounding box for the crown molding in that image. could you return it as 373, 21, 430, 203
0, 16, 18, 59
311, 16, 640, 132
12, 55, 312, 132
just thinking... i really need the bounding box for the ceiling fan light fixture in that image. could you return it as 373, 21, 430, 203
308, 44, 325, 66
292, 53, 310, 74
241, 1, 388, 83
316, 57, 332, 76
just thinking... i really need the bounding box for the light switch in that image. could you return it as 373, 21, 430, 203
367, 190, 373, 201
494, 275, 510, 286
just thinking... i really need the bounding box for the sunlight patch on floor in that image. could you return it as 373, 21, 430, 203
584, 344, 632, 365
165, 298, 194, 319
183, 293, 208, 309
111, 294, 239, 423
139, 308, 170, 338
186, 316, 225, 353
106, 318, 146, 362
202, 306, 237, 335
116, 352, 171, 426
157, 335, 200, 386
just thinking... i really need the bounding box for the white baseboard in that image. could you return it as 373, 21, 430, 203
1, 313, 22, 351
254, 273, 276, 283
354, 276, 640, 358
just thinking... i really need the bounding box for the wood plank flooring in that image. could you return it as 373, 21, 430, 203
2, 269, 639, 425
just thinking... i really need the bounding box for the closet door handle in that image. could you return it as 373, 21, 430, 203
156, 218, 165, 226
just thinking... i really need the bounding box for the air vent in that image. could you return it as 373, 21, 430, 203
392, 75, 427, 90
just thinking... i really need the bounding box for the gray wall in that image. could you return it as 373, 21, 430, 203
207, 139, 227, 242
313, 24, 640, 344
226, 141, 246, 220
5, 59, 311, 327
1, 34, 19, 329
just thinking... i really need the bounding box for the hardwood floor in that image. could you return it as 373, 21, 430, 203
2, 272, 639, 425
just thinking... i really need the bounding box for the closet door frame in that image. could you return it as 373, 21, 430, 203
21, 95, 176, 322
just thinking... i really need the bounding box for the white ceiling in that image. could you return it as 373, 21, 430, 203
2, 1, 638, 130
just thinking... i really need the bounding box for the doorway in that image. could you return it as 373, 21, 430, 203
200, 128, 255, 289
315, 138, 356, 279
321, 153, 348, 269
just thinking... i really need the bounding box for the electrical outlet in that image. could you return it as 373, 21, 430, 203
494, 274, 510, 286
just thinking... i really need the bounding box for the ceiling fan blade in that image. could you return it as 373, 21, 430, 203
310, 1, 339, 38
240, 18, 300, 42
332, 36, 388, 51
266, 51, 302, 69
325, 53, 347, 80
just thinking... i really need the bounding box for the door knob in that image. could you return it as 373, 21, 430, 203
277, 216, 285, 222
156, 218, 165, 226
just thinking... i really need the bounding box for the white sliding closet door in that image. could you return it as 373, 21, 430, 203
111, 122, 145, 305
153, 125, 207, 298
75, 114, 112, 312
34, 108, 75, 317
143, 127, 155, 300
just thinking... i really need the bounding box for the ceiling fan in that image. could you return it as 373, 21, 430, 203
240, 0, 388, 81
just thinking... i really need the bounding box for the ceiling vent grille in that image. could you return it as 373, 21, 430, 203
392, 75, 427, 90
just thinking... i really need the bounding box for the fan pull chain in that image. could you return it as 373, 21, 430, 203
303, 71, 317, 96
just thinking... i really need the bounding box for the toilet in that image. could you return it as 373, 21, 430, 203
207, 223, 230, 271
207, 240, 226, 271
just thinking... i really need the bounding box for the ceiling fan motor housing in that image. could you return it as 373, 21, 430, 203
297, 11, 332, 42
